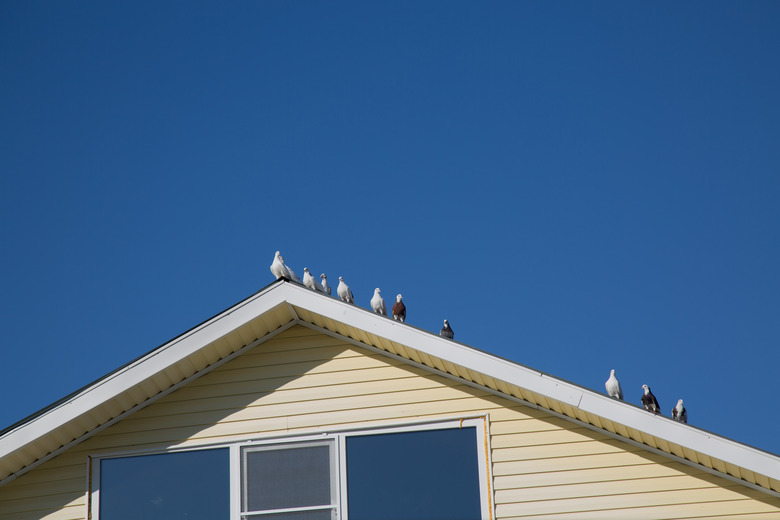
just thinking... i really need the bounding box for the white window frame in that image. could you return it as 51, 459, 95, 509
88, 415, 495, 520
240, 439, 339, 519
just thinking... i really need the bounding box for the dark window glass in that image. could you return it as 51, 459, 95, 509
99, 448, 229, 520
346, 427, 482, 520
243, 444, 333, 512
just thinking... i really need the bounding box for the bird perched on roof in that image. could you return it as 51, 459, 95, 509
440, 319, 454, 339
270, 251, 288, 280
641, 385, 661, 414
270, 251, 301, 282
337, 277, 354, 304
320, 274, 331, 295
370, 288, 387, 315
672, 399, 687, 423
303, 268, 327, 293
605, 369, 623, 400
392, 294, 406, 322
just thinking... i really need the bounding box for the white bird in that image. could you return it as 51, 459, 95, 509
269, 251, 301, 282
303, 268, 326, 293
337, 276, 355, 304
605, 369, 623, 400
391, 294, 406, 322
270, 251, 287, 280
370, 288, 387, 315
440, 319, 454, 339
320, 274, 331, 295
672, 399, 687, 423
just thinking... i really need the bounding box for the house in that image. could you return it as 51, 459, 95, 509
1, 278, 779, 519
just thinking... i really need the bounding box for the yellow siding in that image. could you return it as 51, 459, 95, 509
1, 325, 779, 519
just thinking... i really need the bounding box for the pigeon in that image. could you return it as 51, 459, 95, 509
303, 268, 326, 293
270, 251, 288, 280
440, 319, 454, 339
337, 276, 355, 304
370, 288, 387, 315
641, 385, 661, 414
605, 369, 623, 400
672, 399, 687, 423
269, 251, 301, 283
320, 274, 331, 295
391, 294, 406, 322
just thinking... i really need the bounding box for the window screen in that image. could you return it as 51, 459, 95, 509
242, 442, 336, 518
345, 427, 482, 520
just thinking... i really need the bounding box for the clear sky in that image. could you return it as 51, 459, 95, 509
1, 2, 779, 456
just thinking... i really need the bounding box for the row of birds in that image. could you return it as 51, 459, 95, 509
605, 369, 688, 423
272, 253, 683, 420
270, 251, 455, 339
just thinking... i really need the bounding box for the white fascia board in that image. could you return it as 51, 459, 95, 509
578, 391, 780, 481
0, 282, 291, 459
283, 284, 780, 483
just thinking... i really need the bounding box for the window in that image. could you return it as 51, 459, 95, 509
345, 427, 482, 520
242, 441, 337, 519
97, 447, 229, 520
92, 418, 492, 520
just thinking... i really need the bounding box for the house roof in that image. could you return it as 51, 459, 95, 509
1, 278, 779, 496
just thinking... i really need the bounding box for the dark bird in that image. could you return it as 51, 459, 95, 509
392, 294, 406, 322
440, 319, 454, 339
641, 384, 661, 414
672, 399, 687, 423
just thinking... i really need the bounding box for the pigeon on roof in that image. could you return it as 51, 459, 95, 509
672, 399, 687, 423
440, 319, 454, 339
337, 277, 355, 304
270, 251, 288, 280
370, 288, 387, 316
391, 294, 406, 322
270, 251, 301, 283
303, 268, 326, 293
641, 385, 661, 414
605, 369, 623, 400
320, 274, 331, 295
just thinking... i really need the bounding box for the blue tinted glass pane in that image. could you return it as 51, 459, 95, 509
346, 427, 481, 520
99, 448, 229, 520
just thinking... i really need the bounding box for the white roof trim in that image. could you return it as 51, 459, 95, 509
2, 279, 779, 491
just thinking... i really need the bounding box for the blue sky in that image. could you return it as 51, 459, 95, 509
1, 2, 779, 456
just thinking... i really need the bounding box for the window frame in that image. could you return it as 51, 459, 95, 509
240, 439, 338, 518
88, 415, 494, 520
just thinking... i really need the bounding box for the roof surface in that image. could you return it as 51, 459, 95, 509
1, 278, 779, 496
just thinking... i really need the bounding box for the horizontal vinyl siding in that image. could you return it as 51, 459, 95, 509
489, 411, 780, 519
1, 325, 779, 519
